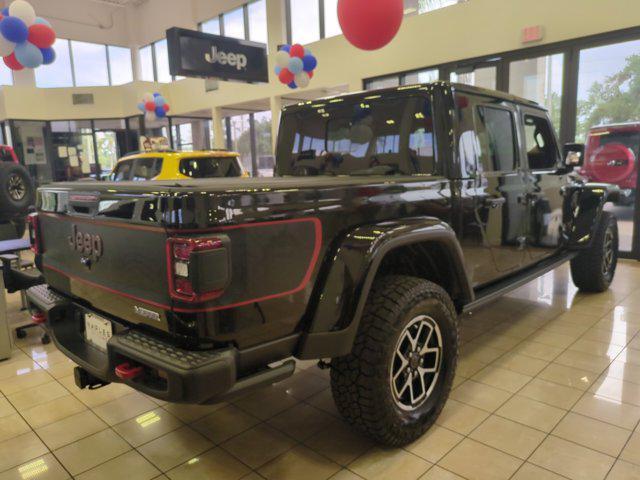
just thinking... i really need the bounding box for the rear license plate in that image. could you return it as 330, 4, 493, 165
85, 313, 112, 351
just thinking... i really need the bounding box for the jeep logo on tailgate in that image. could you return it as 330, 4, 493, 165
68, 225, 103, 261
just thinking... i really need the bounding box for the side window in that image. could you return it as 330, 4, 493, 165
523, 114, 559, 170
112, 160, 133, 181
477, 106, 518, 172
131, 158, 162, 181
408, 97, 436, 174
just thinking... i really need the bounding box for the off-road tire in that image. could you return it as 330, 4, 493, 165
571, 211, 618, 292
0, 163, 34, 215
330, 275, 458, 447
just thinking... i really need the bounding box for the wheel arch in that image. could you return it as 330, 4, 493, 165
565, 182, 620, 249
296, 217, 473, 359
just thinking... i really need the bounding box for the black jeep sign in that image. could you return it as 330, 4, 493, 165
166, 27, 268, 83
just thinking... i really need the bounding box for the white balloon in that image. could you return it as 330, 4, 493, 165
142, 92, 154, 103
9, 0, 37, 26
294, 71, 310, 88
275, 50, 290, 69
0, 36, 15, 57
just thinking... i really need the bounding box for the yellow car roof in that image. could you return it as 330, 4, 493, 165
118, 150, 240, 162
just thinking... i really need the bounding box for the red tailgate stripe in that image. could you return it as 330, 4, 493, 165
43, 217, 323, 314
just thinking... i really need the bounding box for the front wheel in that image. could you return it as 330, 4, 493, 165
571, 211, 618, 292
330, 275, 458, 446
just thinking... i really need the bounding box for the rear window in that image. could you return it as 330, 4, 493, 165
179, 156, 243, 178
0, 148, 13, 162
590, 130, 640, 155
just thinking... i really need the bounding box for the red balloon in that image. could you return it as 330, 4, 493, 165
144, 101, 156, 112
289, 44, 305, 58
163, 104, 170, 112
338, 0, 403, 50
4, 53, 23, 71
279, 68, 294, 85
28, 24, 56, 49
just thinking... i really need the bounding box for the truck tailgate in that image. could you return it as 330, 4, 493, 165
38, 189, 172, 330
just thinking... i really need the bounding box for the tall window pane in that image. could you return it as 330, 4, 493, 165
35, 39, 73, 88
71, 41, 109, 86
254, 110, 274, 177
404, 69, 439, 84
366, 76, 400, 90
324, 0, 341, 38
154, 39, 171, 83
201, 17, 221, 35
229, 114, 252, 175
248, 0, 267, 44
577, 39, 640, 254
139, 45, 155, 81
451, 66, 496, 90
224, 7, 245, 40
290, 0, 320, 45
108, 46, 132, 85
0, 66, 11, 86
509, 54, 564, 132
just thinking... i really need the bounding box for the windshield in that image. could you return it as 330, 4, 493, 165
277, 95, 436, 176
179, 156, 243, 178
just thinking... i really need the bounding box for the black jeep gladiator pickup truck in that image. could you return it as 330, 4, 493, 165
19, 82, 619, 446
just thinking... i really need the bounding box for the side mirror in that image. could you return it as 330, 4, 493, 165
563, 143, 585, 168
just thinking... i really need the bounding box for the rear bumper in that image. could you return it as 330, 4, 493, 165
25, 284, 294, 404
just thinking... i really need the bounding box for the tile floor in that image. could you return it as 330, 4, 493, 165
1, 261, 640, 479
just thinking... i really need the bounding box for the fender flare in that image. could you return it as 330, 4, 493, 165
565, 182, 620, 248
296, 217, 473, 359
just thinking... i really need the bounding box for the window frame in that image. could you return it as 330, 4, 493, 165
35, 38, 132, 88
520, 109, 562, 172
198, 0, 266, 44
476, 104, 520, 173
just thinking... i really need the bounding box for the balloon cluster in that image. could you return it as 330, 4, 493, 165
137, 92, 170, 122
0, 1, 56, 71
274, 44, 317, 90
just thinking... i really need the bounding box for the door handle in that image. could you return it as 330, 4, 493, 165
483, 197, 506, 208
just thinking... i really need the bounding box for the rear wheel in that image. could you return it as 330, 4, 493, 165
330, 275, 458, 446
571, 211, 618, 292
0, 163, 34, 215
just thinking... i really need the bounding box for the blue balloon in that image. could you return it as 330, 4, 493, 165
153, 92, 161, 97
155, 106, 166, 118
0, 16, 28, 44
288, 81, 297, 89
288, 57, 303, 75
35, 17, 52, 28
14, 42, 43, 68
154, 95, 165, 107
137, 102, 145, 112
274, 66, 282, 75
1, 8, 8, 16
280, 44, 291, 53
302, 54, 317, 72
40, 47, 55, 65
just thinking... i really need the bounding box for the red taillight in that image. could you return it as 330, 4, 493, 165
166, 237, 225, 303
27, 213, 42, 254
31, 310, 46, 324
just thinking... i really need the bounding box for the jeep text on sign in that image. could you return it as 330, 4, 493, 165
166, 27, 269, 83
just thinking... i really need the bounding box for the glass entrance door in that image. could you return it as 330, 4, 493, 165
577, 39, 640, 257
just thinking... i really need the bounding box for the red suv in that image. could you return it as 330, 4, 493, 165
582, 123, 639, 205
